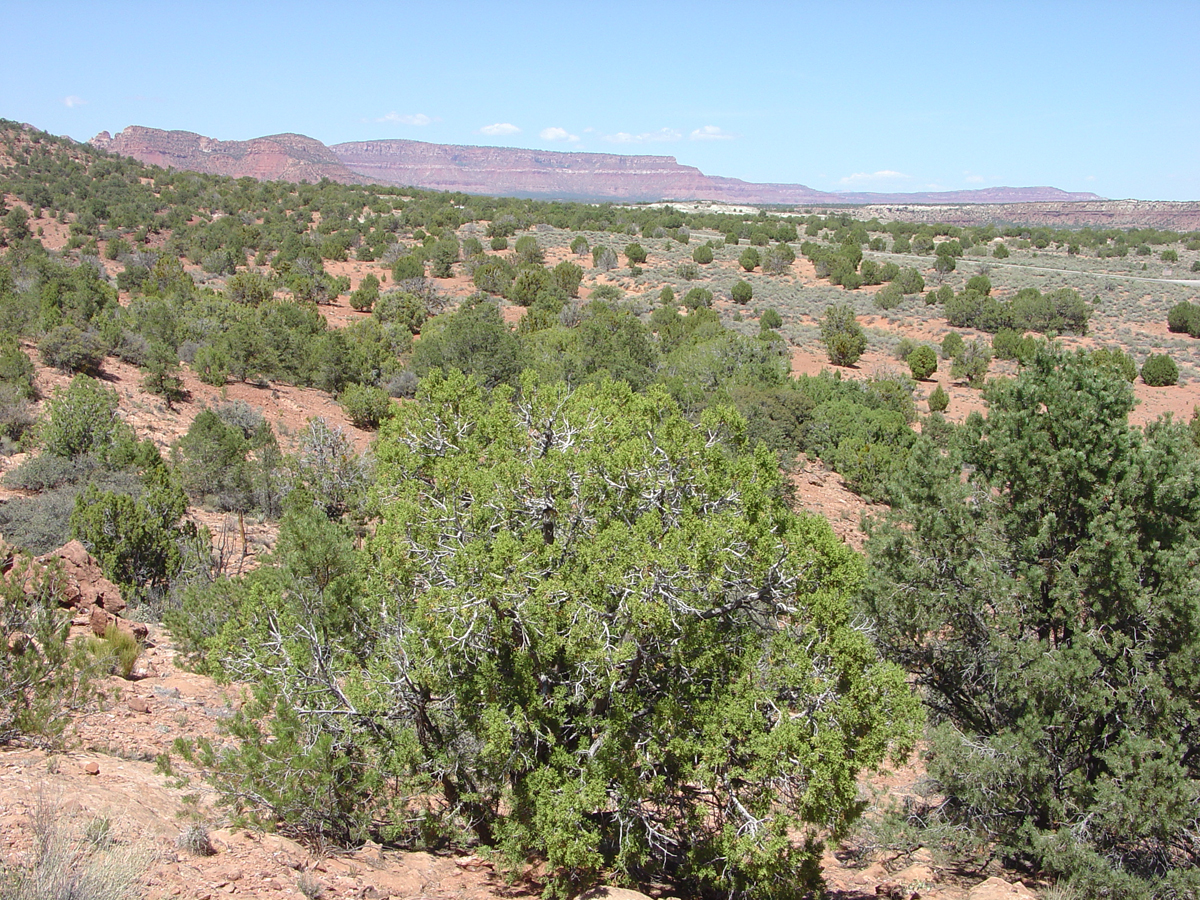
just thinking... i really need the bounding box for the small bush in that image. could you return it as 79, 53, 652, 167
730, 280, 753, 304
692, 244, 714, 265
738, 247, 760, 272
176, 822, 216, 856
760, 308, 783, 330
339, 384, 395, 429
683, 287, 713, 310
659, 286, 675, 306
992, 242, 1010, 258
941, 332, 965, 360
820, 304, 866, 367
570, 235, 589, 256
927, 383, 949, 413
907, 345, 938, 381
624, 242, 647, 265
874, 283, 903, 310
38, 325, 106, 375
490, 236, 508, 251
676, 261, 700, 281
85, 623, 141, 679
1141, 353, 1179, 386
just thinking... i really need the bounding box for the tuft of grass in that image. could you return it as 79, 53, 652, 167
175, 822, 215, 857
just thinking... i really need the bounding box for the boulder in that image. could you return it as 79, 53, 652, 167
36, 540, 125, 614
969, 877, 1036, 900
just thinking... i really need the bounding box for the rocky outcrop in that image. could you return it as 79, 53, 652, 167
90, 126, 361, 184
31, 540, 149, 649
90, 126, 1105, 206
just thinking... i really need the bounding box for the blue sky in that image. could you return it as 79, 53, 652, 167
3, 0, 1197, 200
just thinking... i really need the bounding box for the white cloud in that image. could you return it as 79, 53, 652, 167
689, 125, 735, 141
539, 126, 580, 143
838, 170, 911, 185
602, 128, 682, 144
63, 95, 86, 108
375, 112, 433, 126
963, 175, 986, 184
480, 122, 520, 136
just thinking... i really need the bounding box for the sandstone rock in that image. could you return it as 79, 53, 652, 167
81, 761, 100, 775
968, 876, 1036, 900
127, 697, 150, 714
36, 540, 125, 614
90, 605, 112, 638
578, 888, 655, 900
892, 863, 936, 886
129, 657, 158, 680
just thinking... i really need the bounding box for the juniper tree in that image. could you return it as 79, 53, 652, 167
196, 371, 919, 900
861, 346, 1200, 897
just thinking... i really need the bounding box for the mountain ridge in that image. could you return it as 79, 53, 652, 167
90, 125, 1104, 205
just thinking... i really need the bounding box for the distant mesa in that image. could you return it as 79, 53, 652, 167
90, 126, 1104, 206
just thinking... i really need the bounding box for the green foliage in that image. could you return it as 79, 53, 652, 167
38, 324, 105, 375
195, 372, 919, 899
990, 328, 1036, 362
349, 274, 380, 311
374, 290, 427, 335
873, 283, 903, 310
730, 280, 753, 305
226, 270, 274, 306
820, 304, 866, 367
738, 247, 760, 272
992, 242, 1009, 258
569, 235, 589, 256
658, 285, 675, 306
40, 376, 131, 460
70, 465, 196, 606
683, 287, 713, 310
950, 339, 991, 387
1141, 352, 1178, 386
760, 308, 783, 330
906, 345, 937, 381
927, 383, 949, 413
1166, 301, 1200, 336
0, 553, 95, 744
514, 234, 544, 266
623, 242, 647, 265
411, 301, 522, 389
692, 243, 713, 265
490, 235, 508, 251
550, 261, 583, 298
1090, 346, 1138, 383
592, 246, 617, 272
940, 332, 965, 360
338, 383, 395, 429
390, 253, 424, 282
895, 267, 925, 295
861, 347, 1200, 896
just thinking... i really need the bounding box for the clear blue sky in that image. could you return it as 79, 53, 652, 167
3, 0, 1197, 200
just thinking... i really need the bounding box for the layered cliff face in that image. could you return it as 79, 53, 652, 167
89, 126, 1105, 206
330, 139, 723, 201
90, 126, 362, 184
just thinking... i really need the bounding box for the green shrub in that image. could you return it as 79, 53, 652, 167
349, 274, 380, 311
940, 332, 965, 360
38, 325, 106, 375
1141, 353, 1179, 386
1090, 346, 1137, 383
624, 242, 647, 265
950, 339, 991, 388
927, 383, 949, 412
730, 280, 753, 304
682, 287, 713, 310
760, 308, 783, 330
659, 286, 675, 307
338, 384, 395, 430
390, 254, 424, 281
0, 553, 98, 744
738, 247, 760, 272
490, 235, 508, 251
907, 345, 937, 381
1167, 301, 1200, 335
874, 282, 903, 310
992, 242, 1009, 258
570, 235, 589, 256
991, 328, 1036, 362
592, 246, 618, 272
193, 372, 919, 900
862, 347, 1200, 897
514, 235, 544, 266
692, 244, 713, 265
40, 376, 130, 460
820, 304, 866, 367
